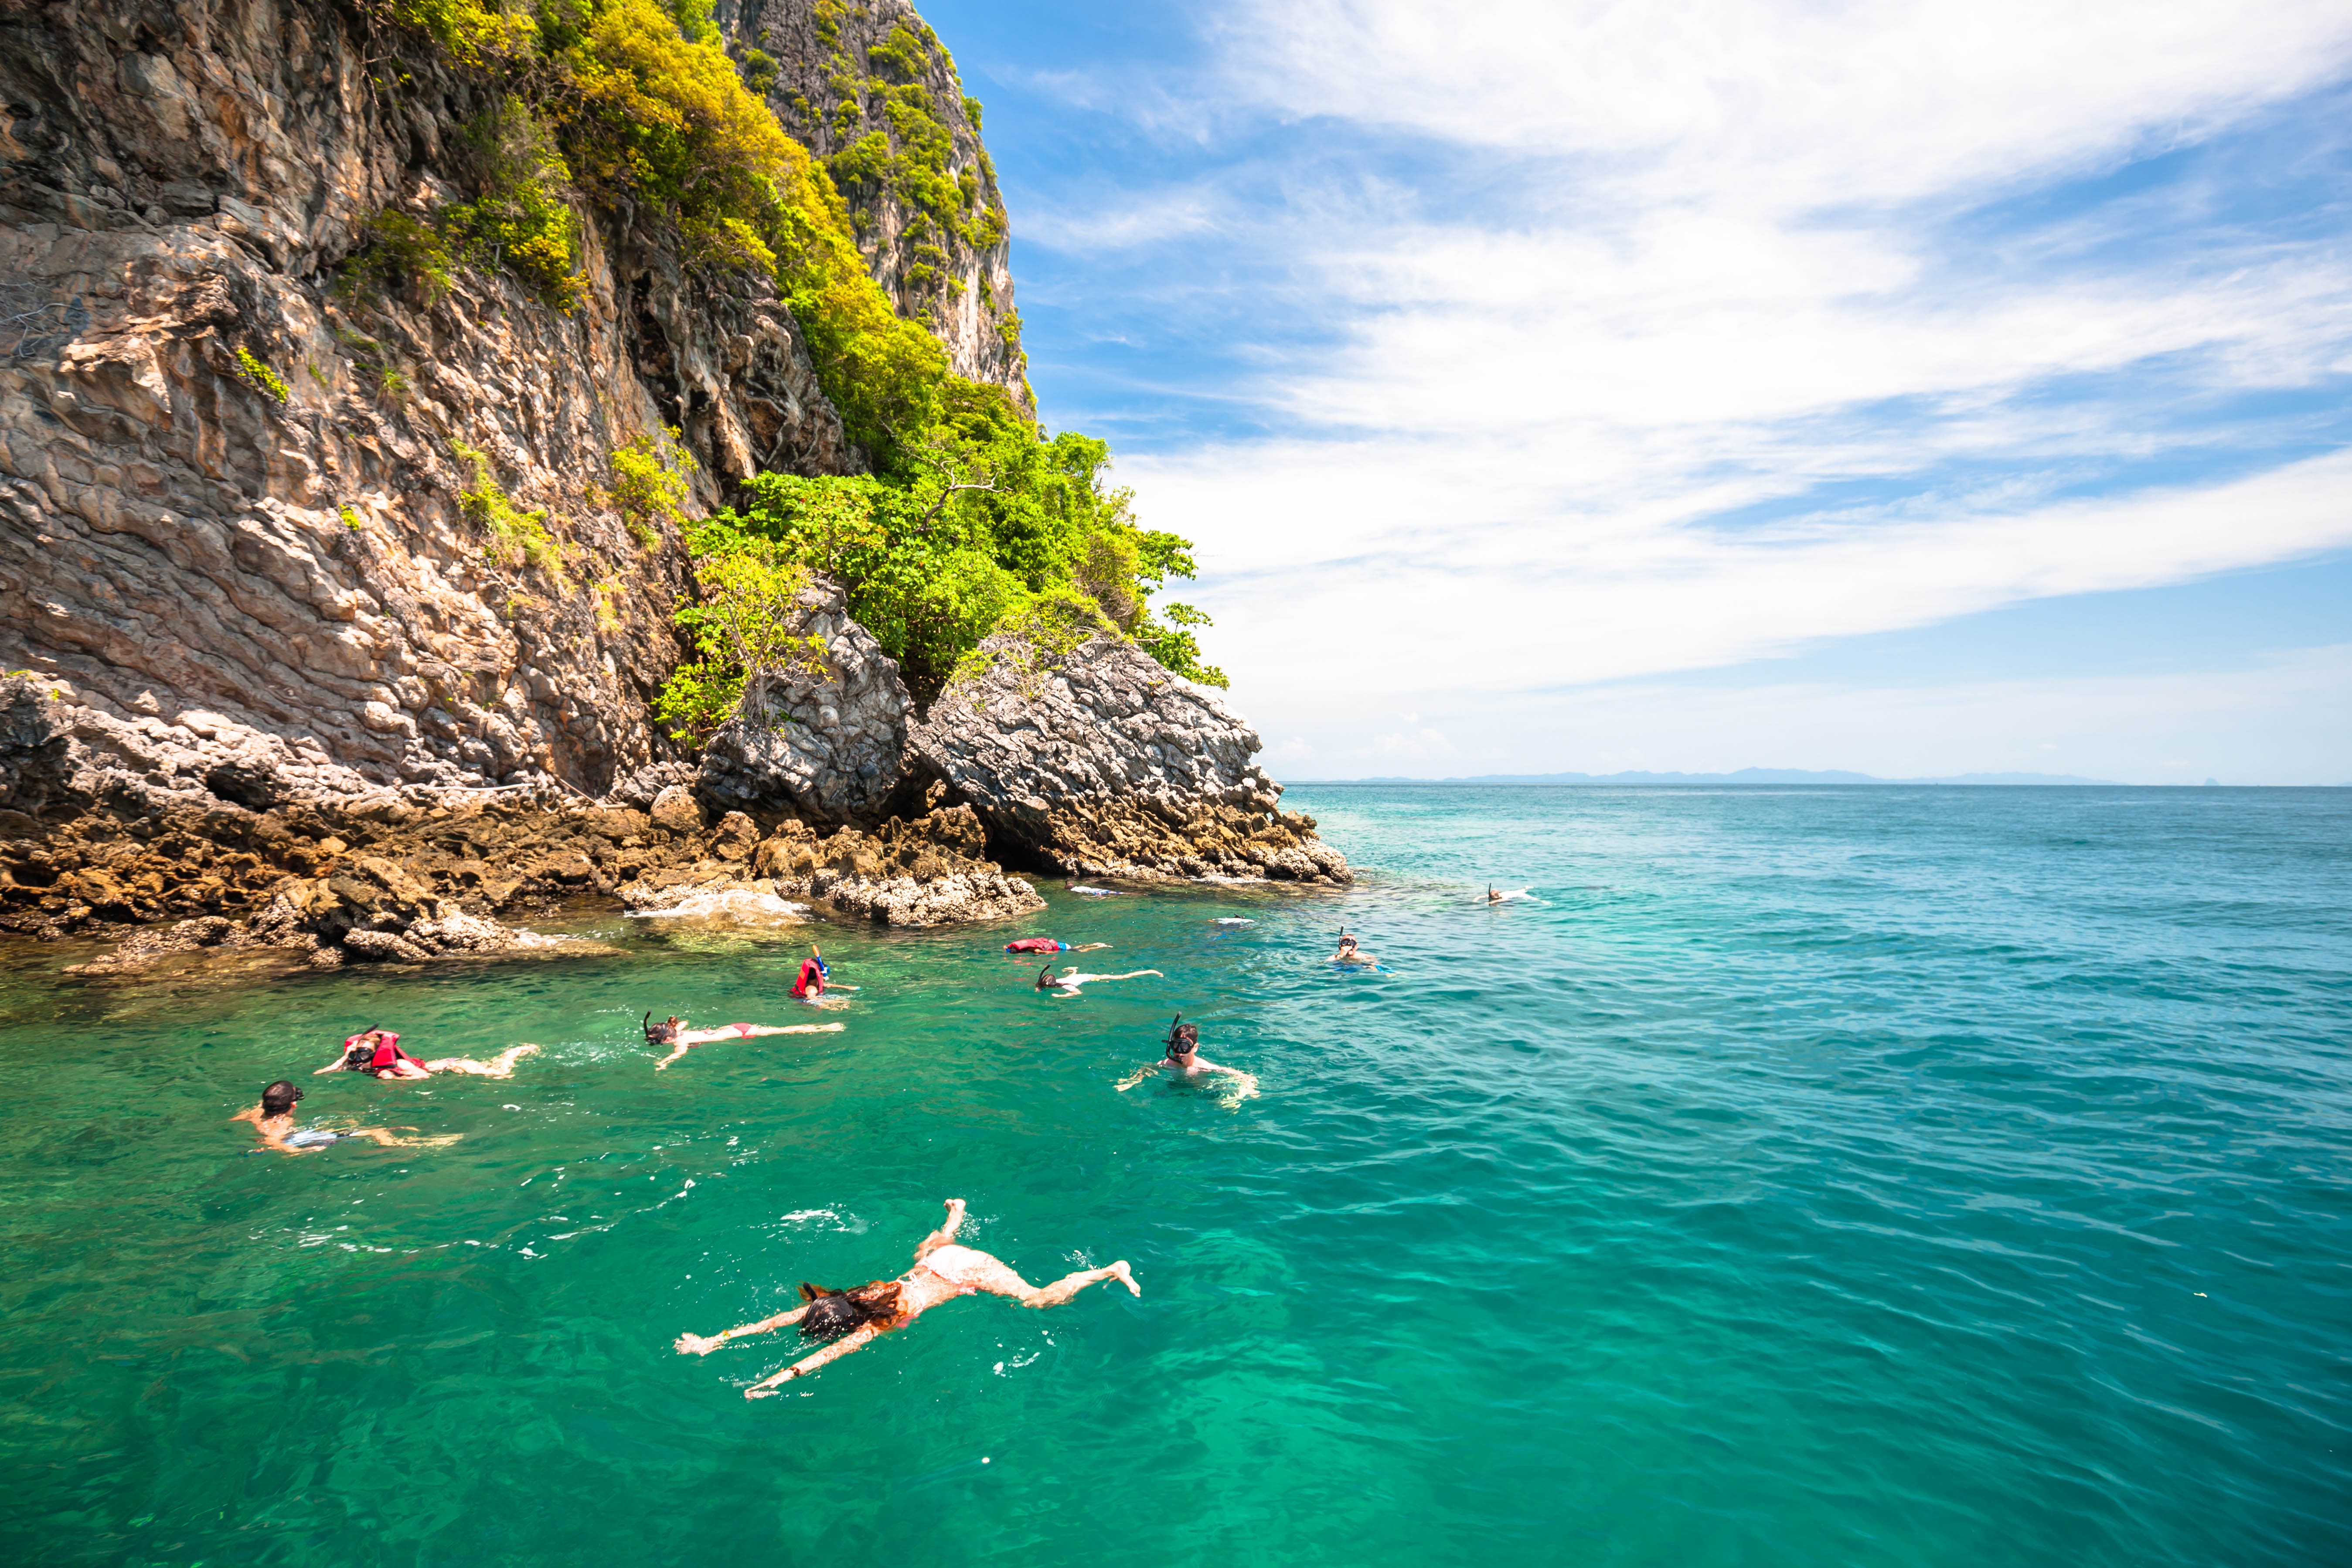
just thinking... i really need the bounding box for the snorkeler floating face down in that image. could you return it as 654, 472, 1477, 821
674, 1199, 1139, 1394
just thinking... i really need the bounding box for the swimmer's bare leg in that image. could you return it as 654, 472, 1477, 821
735, 1024, 848, 1037
1018, 1261, 1140, 1306
342, 1128, 463, 1149
424, 1044, 541, 1078
914, 1197, 969, 1260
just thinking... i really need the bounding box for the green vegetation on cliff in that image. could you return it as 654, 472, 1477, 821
368, 0, 1223, 728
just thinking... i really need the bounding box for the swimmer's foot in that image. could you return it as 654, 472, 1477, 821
1110, 1260, 1140, 1296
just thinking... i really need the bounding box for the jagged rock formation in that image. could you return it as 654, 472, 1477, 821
0, 0, 854, 799
695, 577, 916, 824
725, 0, 1029, 405
911, 633, 1349, 884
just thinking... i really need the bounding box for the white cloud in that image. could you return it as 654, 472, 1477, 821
1217, 0, 2352, 208
1012, 1, 2352, 772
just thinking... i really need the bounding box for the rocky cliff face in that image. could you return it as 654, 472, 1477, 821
720, 0, 1028, 406
0, 0, 853, 800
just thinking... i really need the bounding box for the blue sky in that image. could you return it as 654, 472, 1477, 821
920, 0, 2352, 783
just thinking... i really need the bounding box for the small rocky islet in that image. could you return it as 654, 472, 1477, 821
0, 0, 1346, 977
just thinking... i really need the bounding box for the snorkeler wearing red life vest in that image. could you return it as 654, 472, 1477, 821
1004, 938, 1110, 954
313, 1029, 539, 1079
792, 956, 826, 999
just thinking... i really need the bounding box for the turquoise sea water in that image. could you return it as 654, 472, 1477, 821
2, 784, 2348, 1566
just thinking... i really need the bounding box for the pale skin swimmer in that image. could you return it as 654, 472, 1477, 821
314, 1028, 540, 1080
231, 1080, 462, 1154
675, 1199, 1140, 1395
1331, 932, 1378, 965
1035, 963, 1163, 997
645, 1012, 847, 1071
1117, 1017, 1259, 1099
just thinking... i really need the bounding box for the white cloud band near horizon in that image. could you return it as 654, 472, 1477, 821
997, 0, 2352, 781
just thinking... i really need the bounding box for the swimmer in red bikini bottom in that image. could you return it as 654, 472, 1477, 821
646, 1013, 844, 1071
674, 1198, 1139, 1394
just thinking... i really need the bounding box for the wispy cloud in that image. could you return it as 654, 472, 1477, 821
992, 1, 2352, 779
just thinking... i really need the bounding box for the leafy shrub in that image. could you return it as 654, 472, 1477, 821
439, 101, 585, 310
653, 531, 829, 741
235, 347, 289, 403
739, 47, 778, 95
608, 426, 695, 548
452, 439, 564, 581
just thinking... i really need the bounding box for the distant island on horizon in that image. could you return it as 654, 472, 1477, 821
1300, 767, 2131, 786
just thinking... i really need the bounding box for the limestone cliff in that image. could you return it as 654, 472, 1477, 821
719, 0, 1028, 406
0, 0, 854, 799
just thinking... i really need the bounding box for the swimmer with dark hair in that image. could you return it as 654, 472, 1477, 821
315, 1029, 540, 1080
231, 1080, 460, 1154
674, 1198, 1139, 1395
1035, 963, 1162, 996
647, 1011, 846, 1071
1117, 1016, 1258, 1098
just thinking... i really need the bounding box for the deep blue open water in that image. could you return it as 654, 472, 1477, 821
0, 783, 2346, 1565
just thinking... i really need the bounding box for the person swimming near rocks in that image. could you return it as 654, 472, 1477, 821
1004, 937, 1110, 953
232, 1080, 462, 1154
1331, 930, 1378, 965
1117, 1016, 1259, 1098
1065, 882, 1124, 897
1035, 963, 1163, 997
647, 1011, 847, 1071
674, 1198, 1139, 1395
315, 1030, 541, 1080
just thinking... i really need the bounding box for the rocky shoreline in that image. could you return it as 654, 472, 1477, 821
3, 667, 1342, 976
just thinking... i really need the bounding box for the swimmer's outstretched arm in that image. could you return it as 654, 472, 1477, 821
1114, 1064, 1161, 1092
311, 1053, 350, 1076
675, 1304, 810, 1356
744, 1323, 881, 1395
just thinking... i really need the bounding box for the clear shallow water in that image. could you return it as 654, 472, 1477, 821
2, 784, 2348, 1566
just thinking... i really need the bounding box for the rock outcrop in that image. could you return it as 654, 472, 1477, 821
751, 803, 1042, 924
694, 578, 916, 824
911, 633, 1349, 884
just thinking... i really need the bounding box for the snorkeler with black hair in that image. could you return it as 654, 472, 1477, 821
674, 1198, 1139, 1395
1035, 963, 1163, 997
231, 1080, 461, 1155
646, 1011, 845, 1071
1116, 1015, 1259, 1097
